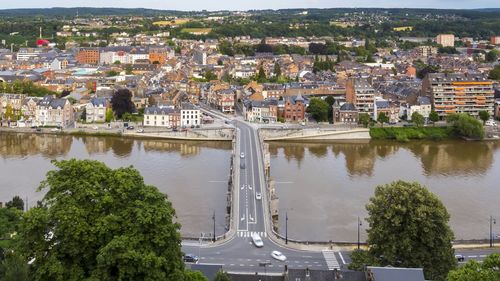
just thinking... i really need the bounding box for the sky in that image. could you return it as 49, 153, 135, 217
1, 0, 499, 11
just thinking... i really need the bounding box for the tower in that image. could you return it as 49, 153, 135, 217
39, 27, 42, 39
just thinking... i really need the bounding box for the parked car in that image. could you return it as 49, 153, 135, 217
455, 254, 465, 262
183, 254, 199, 263
251, 233, 264, 248
126, 126, 134, 130
50, 128, 60, 132
271, 251, 286, 261
255, 192, 262, 200
92, 126, 99, 130
136, 129, 144, 133
486, 119, 496, 126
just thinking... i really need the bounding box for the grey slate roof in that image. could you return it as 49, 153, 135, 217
340, 103, 357, 111
367, 267, 425, 281
144, 106, 178, 115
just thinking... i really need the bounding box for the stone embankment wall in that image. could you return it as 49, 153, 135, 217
260, 128, 370, 141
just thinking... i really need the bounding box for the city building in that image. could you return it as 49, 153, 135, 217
332, 102, 359, 124
282, 93, 305, 122
85, 97, 108, 123
416, 46, 438, 57
76, 48, 100, 65
408, 96, 432, 119
491, 36, 500, 45
35, 96, 74, 127
346, 78, 377, 116
422, 73, 495, 119
243, 100, 278, 123
143, 106, 180, 128
436, 34, 455, 47
180, 103, 201, 127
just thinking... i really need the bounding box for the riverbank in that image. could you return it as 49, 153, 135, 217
0, 127, 234, 141
370, 126, 456, 142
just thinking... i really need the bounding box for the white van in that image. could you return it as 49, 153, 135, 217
486, 119, 496, 127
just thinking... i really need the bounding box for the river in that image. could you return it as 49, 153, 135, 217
0, 132, 232, 238
269, 140, 500, 242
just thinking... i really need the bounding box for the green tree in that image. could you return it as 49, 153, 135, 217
357, 181, 456, 281
485, 50, 498, 63
0, 252, 29, 281
111, 89, 135, 119
359, 113, 371, 128
448, 253, 500, 281
203, 70, 217, 81
125, 65, 133, 75
17, 159, 186, 280
429, 110, 440, 124
273, 62, 282, 78
411, 112, 425, 127
489, 65, 500, 80
256, 65, 267, 83
306, 98, 329, 122
348, 249, 373, 271
377, 112, 389, 126
184, 270, 208, 281
105, 108, 114, 123
479, 110, 490, 124
214, 270, 232, 281
5, 196, 24, 211
446, 113, 485, 139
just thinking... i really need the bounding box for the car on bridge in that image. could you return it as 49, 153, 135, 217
240, 152, 245, 158
271, 251, 287, 261
251, 233, 264, 248
255, 192, 262, 200
183, 254, 199, 263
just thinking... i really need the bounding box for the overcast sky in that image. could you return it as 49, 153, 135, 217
1, 0, 499, 10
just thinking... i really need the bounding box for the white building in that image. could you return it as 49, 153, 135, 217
144, 106, 180, 128
180, 103, 201, 127
85, 97, 108, 123
408, 96, 432, 119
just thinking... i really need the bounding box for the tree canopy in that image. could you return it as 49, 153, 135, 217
354, 180, 456, 281
377, 112, 389, 125
5, 196, 24, 211
446, 113, 485, 139
479, 110, 490, 124
411, 111, 425, 127
111, 89, 136, 119
16, 159, 187, 281
448, 253, 500, 281
306, 98, 330, 122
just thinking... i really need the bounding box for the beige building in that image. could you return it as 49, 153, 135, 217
436, 34, 455, 47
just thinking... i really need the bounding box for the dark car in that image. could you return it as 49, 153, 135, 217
455, 254, 465, 262
126, 126, 134, 130
183, 254, 199, 263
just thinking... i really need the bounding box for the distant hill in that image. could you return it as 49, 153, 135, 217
0, 7, 187, 17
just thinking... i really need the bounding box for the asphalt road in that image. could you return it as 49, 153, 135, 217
181, 117, 335, 273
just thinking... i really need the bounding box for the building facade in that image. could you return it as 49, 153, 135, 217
180, 103, 201, 127
422, 73, 495, 119
346, 78, 376, 117
144, 106, 180, 128
332, 102, 359, 124
282, 94, 305, 122
436, 34, 455, 47
76, 48, 100, 65
86, 97, 108, 123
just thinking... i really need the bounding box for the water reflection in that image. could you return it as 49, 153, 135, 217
269, 140, 500, 177
0, 133, 73, 158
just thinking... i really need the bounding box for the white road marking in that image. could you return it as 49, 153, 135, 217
322, 250, 340, 270
339, 252, 346, 265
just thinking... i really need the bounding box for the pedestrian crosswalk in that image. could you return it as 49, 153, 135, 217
322, 250, 340, 270
237, 231, 267, 238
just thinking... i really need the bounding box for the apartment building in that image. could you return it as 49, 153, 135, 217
436, 34, 455, 47
346, 78, 376, 116
416, 46, 438, 57
76, 48, 100, 65
180, 103, 201, 127
422, 73, 495, 119
491, 36, 500, 45
143, 106, 180, 128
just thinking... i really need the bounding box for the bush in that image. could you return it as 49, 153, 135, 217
370, 127, 454, 141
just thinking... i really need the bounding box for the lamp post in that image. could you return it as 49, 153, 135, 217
490, 216, 496, 248
259, 262, 271, 281
285, 211, 288, 244
357, 216, 362, 250
213, 211, 216, 242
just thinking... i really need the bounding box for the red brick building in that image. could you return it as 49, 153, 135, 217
76, 48, 100, 65
282, 94, 305, 122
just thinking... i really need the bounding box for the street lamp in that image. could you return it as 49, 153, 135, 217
357, 216, 362, 250
285, 211, 288, 244
490, 216, 496, 248
213, 211, 216, 242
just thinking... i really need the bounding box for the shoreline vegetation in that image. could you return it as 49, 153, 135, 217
370, 127, 456, 142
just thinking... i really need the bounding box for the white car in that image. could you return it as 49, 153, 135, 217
255, 192, 262, 200
485, 120, 496, 126
271, 251, 286, 261
251, 233, 264, 248
240, 152, 245, 158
